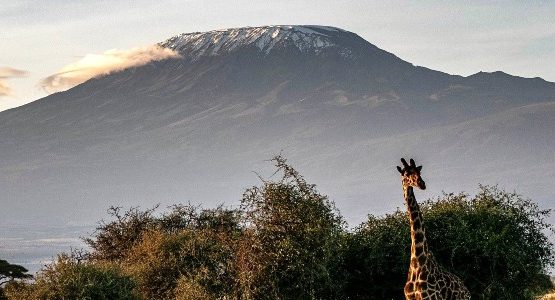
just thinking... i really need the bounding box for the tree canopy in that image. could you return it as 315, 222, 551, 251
0, 260, 31, 286
3, 157, 554, 299
343, 185, 555, 299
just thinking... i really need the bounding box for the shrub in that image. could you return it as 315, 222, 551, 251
159, 204, 243, 235
4, 253, 136, 300
173, 276, 212, 300
0, 260, 32, 286
344, 185, 554, 300
83, 203, 243, 299
86, 204, 243, 262
122, 228, 236, 299
0, 259, 32, 300
10, 157, 551, 300
343, 213, 410, 299
238, 156, 346, 299
85, 206, 158, 261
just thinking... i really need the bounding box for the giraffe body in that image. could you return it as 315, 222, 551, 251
397, 158, 470, 300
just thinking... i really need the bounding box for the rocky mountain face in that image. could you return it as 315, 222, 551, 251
1, 25, 554, 225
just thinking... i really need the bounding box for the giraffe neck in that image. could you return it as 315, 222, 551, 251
403, 185, 429, 267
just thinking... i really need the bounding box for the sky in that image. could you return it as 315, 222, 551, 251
1, 0, 554, 112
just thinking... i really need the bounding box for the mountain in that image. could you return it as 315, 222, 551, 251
1, 25, 554, 226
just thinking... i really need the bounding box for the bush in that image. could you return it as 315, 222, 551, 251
343, 213, 410, 299
7, 158, 553, 300
85, 206, 158, 261
4, 254, 136, 300
173, 276, 212, 300
122, 228, 237, 299
344, 185, 554, 300
238, 156, 346, 299
86, 204, 243, 262
0, 259, 32, 300
84, 204, 242, 299
0, 260, 32, 286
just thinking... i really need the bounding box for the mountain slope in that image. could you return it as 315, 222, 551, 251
0, 25, 554, 225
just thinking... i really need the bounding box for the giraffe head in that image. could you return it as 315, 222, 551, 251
396, 158, 426, 190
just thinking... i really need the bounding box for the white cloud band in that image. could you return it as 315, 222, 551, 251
41, 45, 181, 94
0, 67, 29, 97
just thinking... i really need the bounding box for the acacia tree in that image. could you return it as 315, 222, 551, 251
0, 259, 32, 300
0, 260, 31, 286
3, 254, 136, 300
238, 156, 346, 299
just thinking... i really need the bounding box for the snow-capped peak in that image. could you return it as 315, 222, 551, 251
160, 25, 349, 59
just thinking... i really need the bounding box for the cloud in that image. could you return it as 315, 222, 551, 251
0, 67, 29, 97
41, 45, 181, 94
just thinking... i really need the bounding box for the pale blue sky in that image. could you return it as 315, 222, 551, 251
1, 0, 554, 111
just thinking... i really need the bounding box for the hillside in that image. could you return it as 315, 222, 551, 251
0, 25, 554, 225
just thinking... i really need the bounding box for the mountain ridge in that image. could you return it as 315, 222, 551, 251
160, 25, 361, 58
0, 25, 554, 227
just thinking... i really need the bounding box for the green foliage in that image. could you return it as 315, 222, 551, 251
238, 156, 346, 299
122, 227, 237, 299
425, 187, 554, 299
6, 157, 554, 300
84, 204, 243, 299
158, 204, 243, 235
0, 259, 32, 300
0, 259, 32, 286
173, 276, 212, 300
343, 213, 410, 299
85, 206, 158, 261
3, 253, 136, 300
344, 185, 554, 300
86, 204, 244, 262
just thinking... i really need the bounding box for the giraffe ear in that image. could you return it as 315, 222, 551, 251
417, 165, 422, 172
397, 166, 404, 174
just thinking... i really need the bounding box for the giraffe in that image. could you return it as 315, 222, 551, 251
396, 158, 470, 300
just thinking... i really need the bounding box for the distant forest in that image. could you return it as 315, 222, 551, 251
1, 156, 553, 300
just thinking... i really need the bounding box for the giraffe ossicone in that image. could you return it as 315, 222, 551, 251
397, 158, 470, 300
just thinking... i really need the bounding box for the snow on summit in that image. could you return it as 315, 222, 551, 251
160, 25, 349, 59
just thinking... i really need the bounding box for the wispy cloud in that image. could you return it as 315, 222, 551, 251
0, 67, 29, 97
40, 45, 181, 94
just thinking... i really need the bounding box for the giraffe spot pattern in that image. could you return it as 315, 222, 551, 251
400, 159, 470, 299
